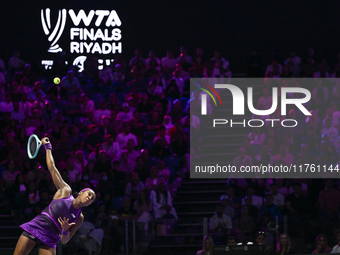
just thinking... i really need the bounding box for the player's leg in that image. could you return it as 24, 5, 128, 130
38, 246, 56, 255
13, 234, 36, 255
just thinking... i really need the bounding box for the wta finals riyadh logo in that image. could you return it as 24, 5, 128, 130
41, 8, 67, 53
40, 8, 122, 71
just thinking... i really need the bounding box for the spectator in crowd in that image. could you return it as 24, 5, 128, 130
73, 150, 87, 174
8, 174, 27, 219
177, 46, 192, 65
8, 140, 26, 171
119, 151, 135, 174
210, 50, 230, 76
296, 143, 314, 165
321, 118, 338, 142
48, 78, 68, 104
169, 99, 185, 125
133, 189, 153, 236
64, 93, 81, 120
150, 181, 177, 220
4, 117, 18, 138
145, 166, 162, 192
274, 178, 288, 197
129, 49, 145, 68
153, 125, 170, 151
56, 128, 74, 154
331, 230, 340, 253
98, 116, 116, 140
156, 160, 170, 185
196, 235, 214, 255
25, 181, 40, 220
30, 109, 46, 133
126, 139, 139, 165
96, 172, 115, 196
94, 150, 111, 174
94, 100, 111, 125
219, 195, 235, 219
312, 234, 332, 254
101, 207, 124, 254
242, 186, 263, 210
243, 196, 259, 221
262, 193, 282, 222
147, 110, 163, 132
269, 183, 285, 210
226, 236, 237, 245
233, 147, 253, 170
274, 144, 295, 165
163, 115, 176, 136
27, 81, 46, 102
265, 59, 283, 77
118, 196, 138, 221
255, 231, 274, 255
0, 93, 13, 113
18, 77, 30, 94
61, 70, 81, 94
81, 94, 95, 115
318, 179, 340, 223
88, 144, 103, 163
112, 64, 125, 83
84, 124, 103, 153
125, 172, 145, 196
102, 134, 121, 161
223, 186, 242, 211
9, 49, 25, 71
0, 69, 5, 86
145, 51, 161, 72
136, 93, 152, 114
276, 233, 295, 255
286, 182, 311, 215
11, 100, 25, 123
209, 203, 232, 239
2, 160, 21, 189
116, 102, 133, 123
256, 210, 274, 234
257, 87, 274, 111
49, 111, 64, 130
66, 158, 81, 185
288, 179, 308, 196
235, 204, 255, 243
129, 150, 145, 176
115, 123, 137, 150
0, 84, 6, 104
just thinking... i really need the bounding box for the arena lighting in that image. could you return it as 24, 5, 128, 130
41, 8, 122, 72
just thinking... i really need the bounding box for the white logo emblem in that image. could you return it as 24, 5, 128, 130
41, 8, 67, 53
71, 213, 76, 218
73, 56, 87, 73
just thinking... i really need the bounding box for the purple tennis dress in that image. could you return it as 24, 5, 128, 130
20, 195, 81, 249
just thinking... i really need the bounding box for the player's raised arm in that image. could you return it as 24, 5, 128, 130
41, 137, 71, 198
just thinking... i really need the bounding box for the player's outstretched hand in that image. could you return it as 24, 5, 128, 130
58, 217, 76, 231
41, 137, 50, 145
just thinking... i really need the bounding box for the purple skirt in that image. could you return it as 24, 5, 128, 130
20, 213, 61, 249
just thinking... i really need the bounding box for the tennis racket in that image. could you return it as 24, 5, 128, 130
27, 134, 42, 159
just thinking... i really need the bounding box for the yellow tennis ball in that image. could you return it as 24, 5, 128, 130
54, 77, 60, 85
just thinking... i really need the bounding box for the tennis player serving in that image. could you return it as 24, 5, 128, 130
14, 137, 96, 255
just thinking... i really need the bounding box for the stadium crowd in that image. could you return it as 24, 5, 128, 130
0, 46, 340, 254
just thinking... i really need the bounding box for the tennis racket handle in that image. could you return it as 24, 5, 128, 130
44, 143, 52, 151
